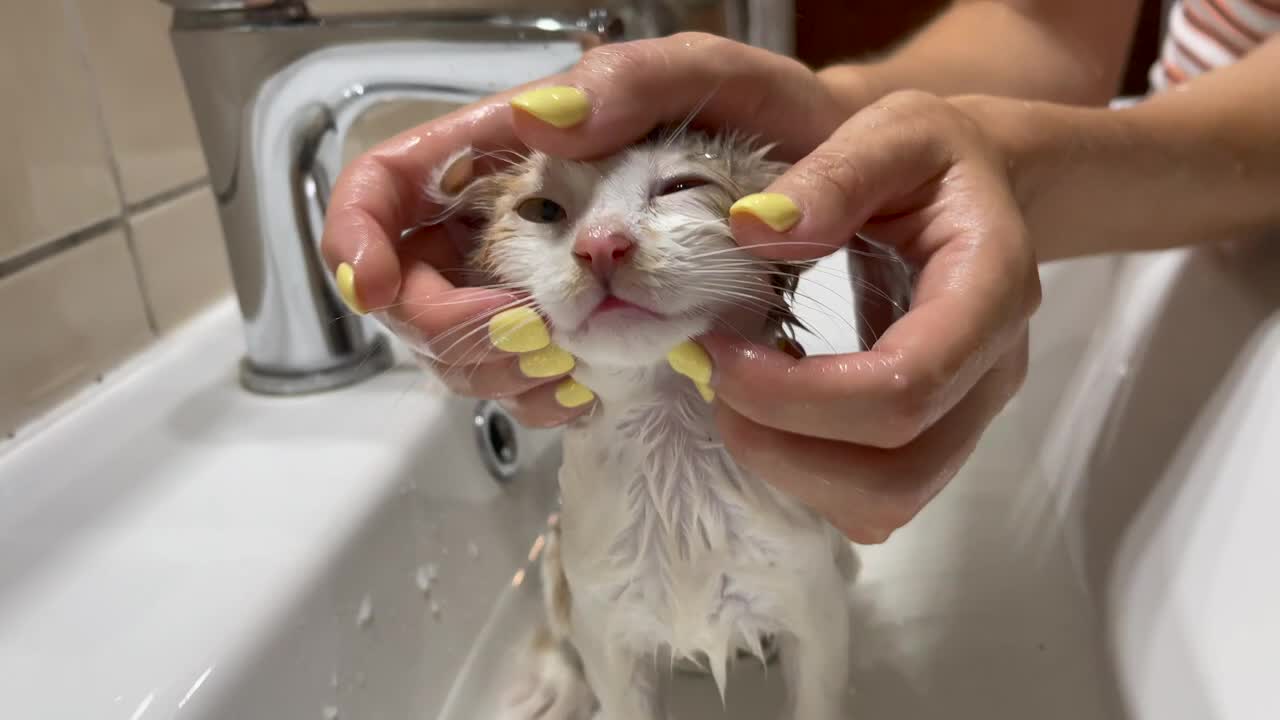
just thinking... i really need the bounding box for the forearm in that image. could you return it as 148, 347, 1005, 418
818, 0, 1141, 109
978, 37, 1280, 261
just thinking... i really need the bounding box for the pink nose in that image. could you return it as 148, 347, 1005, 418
572, 227, 634, 279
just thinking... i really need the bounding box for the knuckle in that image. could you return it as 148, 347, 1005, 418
842, 521, 893, 546
880, 371, 941, 447
802, 148, 868, 210
881, 495, 925, 531
667, 30, 724, 50
577, 38, 654, 79
880, 88, 941, 111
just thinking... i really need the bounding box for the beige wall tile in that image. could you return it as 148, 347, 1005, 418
129, 186, 232, 333
0, 1, 120, 261
0, 230, 153, 436
74, 0, 207, 205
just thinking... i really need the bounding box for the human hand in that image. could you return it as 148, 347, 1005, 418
694, 91, 1041, 544
320, 33, 856, 427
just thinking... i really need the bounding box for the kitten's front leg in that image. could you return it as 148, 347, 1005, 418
779, 575, 852, 720
570, 605, 666, 720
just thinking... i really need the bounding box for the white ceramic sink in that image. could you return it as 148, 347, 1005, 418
0, 244, 1276, 719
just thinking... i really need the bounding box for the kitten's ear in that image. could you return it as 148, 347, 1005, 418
738, 140, 790, 193
424, 146, 502, 223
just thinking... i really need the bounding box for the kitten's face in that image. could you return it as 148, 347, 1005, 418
464, 133, 790, 366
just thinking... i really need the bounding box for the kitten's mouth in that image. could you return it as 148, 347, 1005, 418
589, 294, 665, 321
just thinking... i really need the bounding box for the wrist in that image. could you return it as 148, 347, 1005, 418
950, 94, 1135, 261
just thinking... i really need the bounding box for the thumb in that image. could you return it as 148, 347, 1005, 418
728, 91, 959, 261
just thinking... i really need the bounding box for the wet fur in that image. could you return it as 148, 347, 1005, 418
413, 130, 856, 719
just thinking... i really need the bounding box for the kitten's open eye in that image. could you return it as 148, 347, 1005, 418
516, 197, 566, 223
655, 176, 711, 197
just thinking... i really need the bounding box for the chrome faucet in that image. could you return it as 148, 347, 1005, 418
163, 0, 791, 395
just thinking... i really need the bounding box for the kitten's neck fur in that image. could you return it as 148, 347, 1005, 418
562, 310, 772, 417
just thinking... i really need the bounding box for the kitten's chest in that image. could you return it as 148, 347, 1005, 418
558, 376, 810, 595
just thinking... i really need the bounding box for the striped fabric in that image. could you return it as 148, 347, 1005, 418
1151, 0, 1280, 90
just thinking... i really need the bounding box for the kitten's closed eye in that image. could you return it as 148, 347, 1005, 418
655, 175, 712, 197
517, 197, 566, 224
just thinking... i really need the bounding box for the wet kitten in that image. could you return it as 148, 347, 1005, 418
413, 130, 856, 720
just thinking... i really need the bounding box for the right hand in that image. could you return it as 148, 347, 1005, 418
320, 33, 858, 427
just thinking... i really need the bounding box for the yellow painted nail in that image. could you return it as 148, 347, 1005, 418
729, 193, 801, 232
509, 86, 591, 129
695, 381, 715, 403
554, 378, 595, 408
518, 345, 575, 378
489, 308, 551, 353
667, 340, 713, 385
335, 262, 365, 315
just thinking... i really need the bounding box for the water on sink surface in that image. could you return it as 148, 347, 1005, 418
432, 400, 1124, 720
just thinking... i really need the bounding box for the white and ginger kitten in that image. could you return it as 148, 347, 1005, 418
411, 130, 857, 720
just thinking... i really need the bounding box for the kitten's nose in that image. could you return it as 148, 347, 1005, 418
573, 227, 634, 279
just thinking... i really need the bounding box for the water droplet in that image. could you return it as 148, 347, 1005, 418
414, 566, 433, 595
467, 541, 479, 559
323, 705, 339, 720
330, 671, 338, 689
430, 601, 442, 620
356, 594, 373, 628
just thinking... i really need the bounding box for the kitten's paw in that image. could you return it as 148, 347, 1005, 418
495, 639, 595, 720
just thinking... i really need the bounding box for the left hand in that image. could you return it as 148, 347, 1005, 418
698, 91, 1041, 544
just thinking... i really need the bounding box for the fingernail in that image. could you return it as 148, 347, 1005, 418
518, 344, 575, 378
439, 148, 474, 194
694, 382, 715, 403
489, 308, 551, 353
667, 340, 713, 385
335, 262, 365, 315
729, 193, 801, 232
554, 378, 595, 408
509, 86, 590, 129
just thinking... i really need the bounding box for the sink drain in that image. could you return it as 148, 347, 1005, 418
473, 400, 519, 482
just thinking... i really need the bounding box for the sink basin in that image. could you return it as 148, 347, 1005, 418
0, 300, 562, 720
1, 242, 1276, 719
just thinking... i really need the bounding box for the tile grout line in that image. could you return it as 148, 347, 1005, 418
0, 177, 213, 284
127, 177, 210, 216
0, 217, 126, 280
61, 0, 159, 334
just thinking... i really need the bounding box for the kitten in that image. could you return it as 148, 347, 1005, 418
411, 130, 856, 720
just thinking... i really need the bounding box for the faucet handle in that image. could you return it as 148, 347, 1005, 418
489, 7, 626, 46
160, 0, 284, 8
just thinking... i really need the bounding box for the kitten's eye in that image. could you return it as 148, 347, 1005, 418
656, 176, 710, 197
516, 197, 566, 223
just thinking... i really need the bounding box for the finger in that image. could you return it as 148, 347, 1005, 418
510, 33, 845, 162
425, 355, 569, 400
320, 92, 529, 310
704, 240, 1027, 450
385, 221, 548, 365
726, 90, 961, 261
704, 236, 1029, 450
706, 106, 1037, 447
498, 380, 597, 429
716, 339, 1027, 544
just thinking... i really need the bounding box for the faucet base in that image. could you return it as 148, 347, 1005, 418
238, 334, 396, 396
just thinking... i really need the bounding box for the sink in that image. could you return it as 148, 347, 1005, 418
1, 240, 1276, 719
0, 299, 562, 720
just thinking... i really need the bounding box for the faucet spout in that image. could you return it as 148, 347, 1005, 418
164, 2, 625, 394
